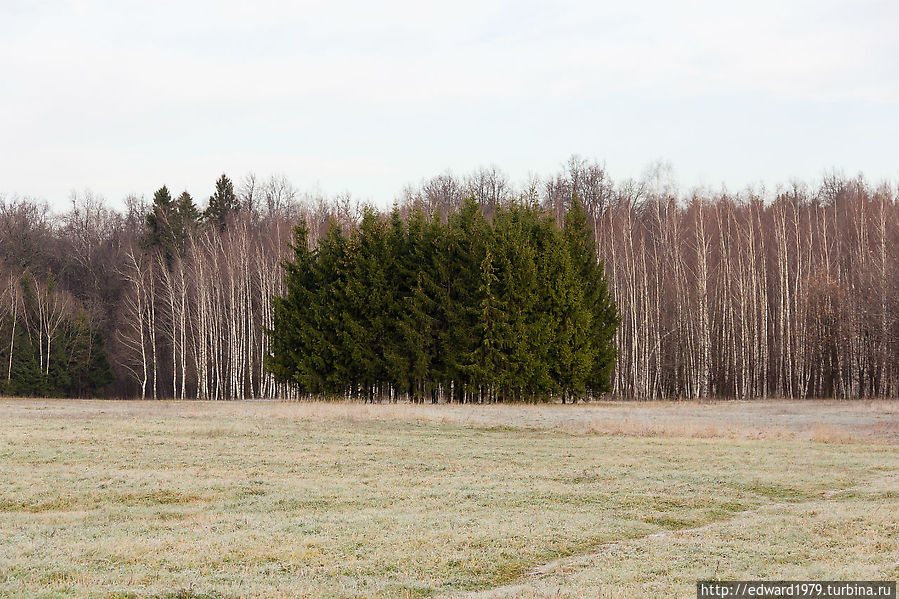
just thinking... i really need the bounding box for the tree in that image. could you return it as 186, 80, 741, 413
398, 207, 439, 402
206, 174, 239, 232
491, 204, 541, 400
563, 194, 619, 395
175, 192, 201, 241
443, 197, 488, 402
339, 208, 392, 401
145, 186, 176, 257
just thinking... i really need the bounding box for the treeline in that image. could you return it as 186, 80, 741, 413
1, 158, 896, 399
267, 198, 618, 402
587, 173, 898, 399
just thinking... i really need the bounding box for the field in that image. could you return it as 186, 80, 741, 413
0, 399, 896, 598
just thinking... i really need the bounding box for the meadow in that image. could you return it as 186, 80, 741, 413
0, 399, 896, 598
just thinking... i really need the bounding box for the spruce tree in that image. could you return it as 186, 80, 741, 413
174, 191, 201, 250
341, 208, 391, 401
563, 194, 619, 395
445, 197, 487, 402
424, 213, 455, 399
527, 212, 563, 398
383, 208, 413, 397
268, 219, 321, 393
558, 246, 594, 402
315, 219, 352, 395
491, 204, 539, 400
471, 244, 504, 402
399, 207, 439, 402
66, 313, 113, 397
145, 186, 176, 255
206, 174, 239, 232
4, 328, 42, 396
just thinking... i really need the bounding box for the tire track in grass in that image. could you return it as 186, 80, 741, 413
439, 473, 898, 598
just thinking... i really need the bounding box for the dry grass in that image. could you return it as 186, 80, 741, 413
448, 475, 899, 598
0, 399, 896, 598
6, 397, 896, 442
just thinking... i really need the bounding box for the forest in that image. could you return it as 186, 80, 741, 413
0, 158, 896, 400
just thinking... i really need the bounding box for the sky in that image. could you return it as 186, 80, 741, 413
2, 0, 898, 211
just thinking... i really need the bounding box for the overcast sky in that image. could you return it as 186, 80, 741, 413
2, 0, 898, 211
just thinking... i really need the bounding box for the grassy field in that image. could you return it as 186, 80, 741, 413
0, 399, 896, 598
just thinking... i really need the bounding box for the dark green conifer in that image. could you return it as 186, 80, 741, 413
145, 186, 176, 255
268, 219, 321, 393
206, 174, 239, 232
563, 194, 619, 395
315, 219, 352, 395
399, 207, 439, 402
341, 208, 392, 401
174, 191, 201, 248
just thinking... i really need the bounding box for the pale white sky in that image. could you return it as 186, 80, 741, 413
2, 0, 898, 210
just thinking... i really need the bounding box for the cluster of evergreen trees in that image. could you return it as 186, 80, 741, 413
267, 197, 619, 402
144, 174, 239, 257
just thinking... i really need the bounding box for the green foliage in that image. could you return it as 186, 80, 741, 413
145, 185, 174, 253
563, 195, 620, 394
267, 200, 619, 402
66, 313, 115, 397
205, 174, 239, 232
145, 186, 201, 260
267, 219, 323, 393
175, 191, 201, 244
0, 277, 113, 398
